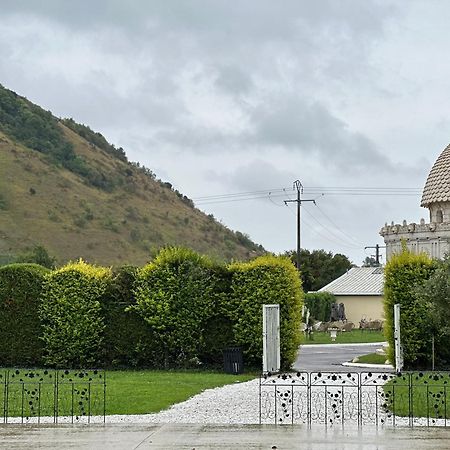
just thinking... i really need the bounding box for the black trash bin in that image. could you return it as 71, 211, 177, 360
223, 347, 244, 374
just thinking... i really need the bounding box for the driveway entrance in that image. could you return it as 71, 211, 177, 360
293, 342, 387, 372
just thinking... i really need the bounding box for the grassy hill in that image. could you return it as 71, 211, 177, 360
0, 84, 264, 266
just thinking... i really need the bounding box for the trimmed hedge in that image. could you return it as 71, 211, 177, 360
229, 255, 303, 370
384, 248, 434, 368
198, 265, 236, 365
101, 265, 155, 368
414, 257, 450, 368
133, 247, 218, 367
0, 263, 49, 366
2, 248, 305, 371
304, 292, 336, 322
40, 260, 112, 368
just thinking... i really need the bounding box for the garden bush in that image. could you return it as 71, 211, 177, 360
199, 265, 236, 365
384, 248, 434, 368
133, 247, 218, 367
0, 263, 49, 366
229, 255, 303, 369
101, 265, 155, 368
1, 248, 306, 371
414, 256, 450, 368
304, 292, 336, 322
40, 260, 112, 368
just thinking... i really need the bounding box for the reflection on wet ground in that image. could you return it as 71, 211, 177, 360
1, 423, 450, 449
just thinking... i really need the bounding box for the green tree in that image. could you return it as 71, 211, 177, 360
15, 245, 56, 268
286, 249, 353, 292
362, 256, 379, 267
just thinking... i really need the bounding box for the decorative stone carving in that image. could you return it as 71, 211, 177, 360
380, 142, 450, 261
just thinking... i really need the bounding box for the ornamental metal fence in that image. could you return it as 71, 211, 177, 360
260, 371, 450, 427
0, 369, 106, 424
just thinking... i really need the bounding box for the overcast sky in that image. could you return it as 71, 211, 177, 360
2, 1, 449, 265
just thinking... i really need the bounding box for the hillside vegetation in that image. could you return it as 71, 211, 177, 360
0, 84, 263, 266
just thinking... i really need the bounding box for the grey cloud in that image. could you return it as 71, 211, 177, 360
0, 1, 402, 177
212, 160, 296, 192
248, 96, 394, 172
2, 1, 396, 46
214, 66, 253, 95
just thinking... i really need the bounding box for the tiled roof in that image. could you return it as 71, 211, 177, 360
421, 143, 450, 207
318, 267, 384, 296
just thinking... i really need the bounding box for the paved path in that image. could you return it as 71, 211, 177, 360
2, 423, 450, 449
293, 342, 389, 372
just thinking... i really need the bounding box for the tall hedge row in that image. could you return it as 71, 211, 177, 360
133, 248, 219, 367
229, 255, 303, 369
384, 249, 434, 368
0, 263, 49, 366
40, 260, 112, 368
0, 248, 303, 370
101, 266, 155, 368
304, 292, 336, 322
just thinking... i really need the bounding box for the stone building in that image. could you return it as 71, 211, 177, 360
380, 143, 450, 260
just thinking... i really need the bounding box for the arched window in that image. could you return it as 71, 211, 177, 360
436, 209, 443, 223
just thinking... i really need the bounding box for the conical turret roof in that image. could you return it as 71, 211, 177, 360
421, 143, 450, 207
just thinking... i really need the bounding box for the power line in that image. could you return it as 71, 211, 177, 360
284, 180, 316, 270
313, 203, 364, 247
193, 186, 421, 205
284, 200, 362, 250
301, 206, 360, 250
364, 244, 386, 266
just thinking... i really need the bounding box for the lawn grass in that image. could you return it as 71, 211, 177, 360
303, 329, 385, 344
1, 369, 255, 417
383, 372, 450, 419
354, 352, 387, 365
105, 370, 255, 415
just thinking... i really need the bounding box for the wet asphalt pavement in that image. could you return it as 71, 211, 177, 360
1, 423, 450, 449
293, 342, 389, 372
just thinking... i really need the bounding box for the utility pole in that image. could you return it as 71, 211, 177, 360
284, 180, 316, 271
364, 244, 386, 266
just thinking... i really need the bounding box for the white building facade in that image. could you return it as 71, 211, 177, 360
380, 143, 450, 260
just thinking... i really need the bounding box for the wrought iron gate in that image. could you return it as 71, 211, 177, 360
260, 371, 450, 427
1, 368, 106, 423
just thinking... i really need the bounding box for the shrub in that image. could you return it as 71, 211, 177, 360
199, 266, 235, 365
384, 248, 434, 368
15, 245, 56, 269
101, 265, 155, 368
228, 255, 303, 369
133, 247, 217, 367
304, 292, 336, 322
0, 263, 49, 366
40, 260, 111, 368
414, 256, 450, 368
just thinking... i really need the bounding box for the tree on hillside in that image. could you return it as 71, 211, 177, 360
285, 249, 353, 292
15, 245, 56, 269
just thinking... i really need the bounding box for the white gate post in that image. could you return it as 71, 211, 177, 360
394, 303, 403, 372
263, 304, 280, 373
